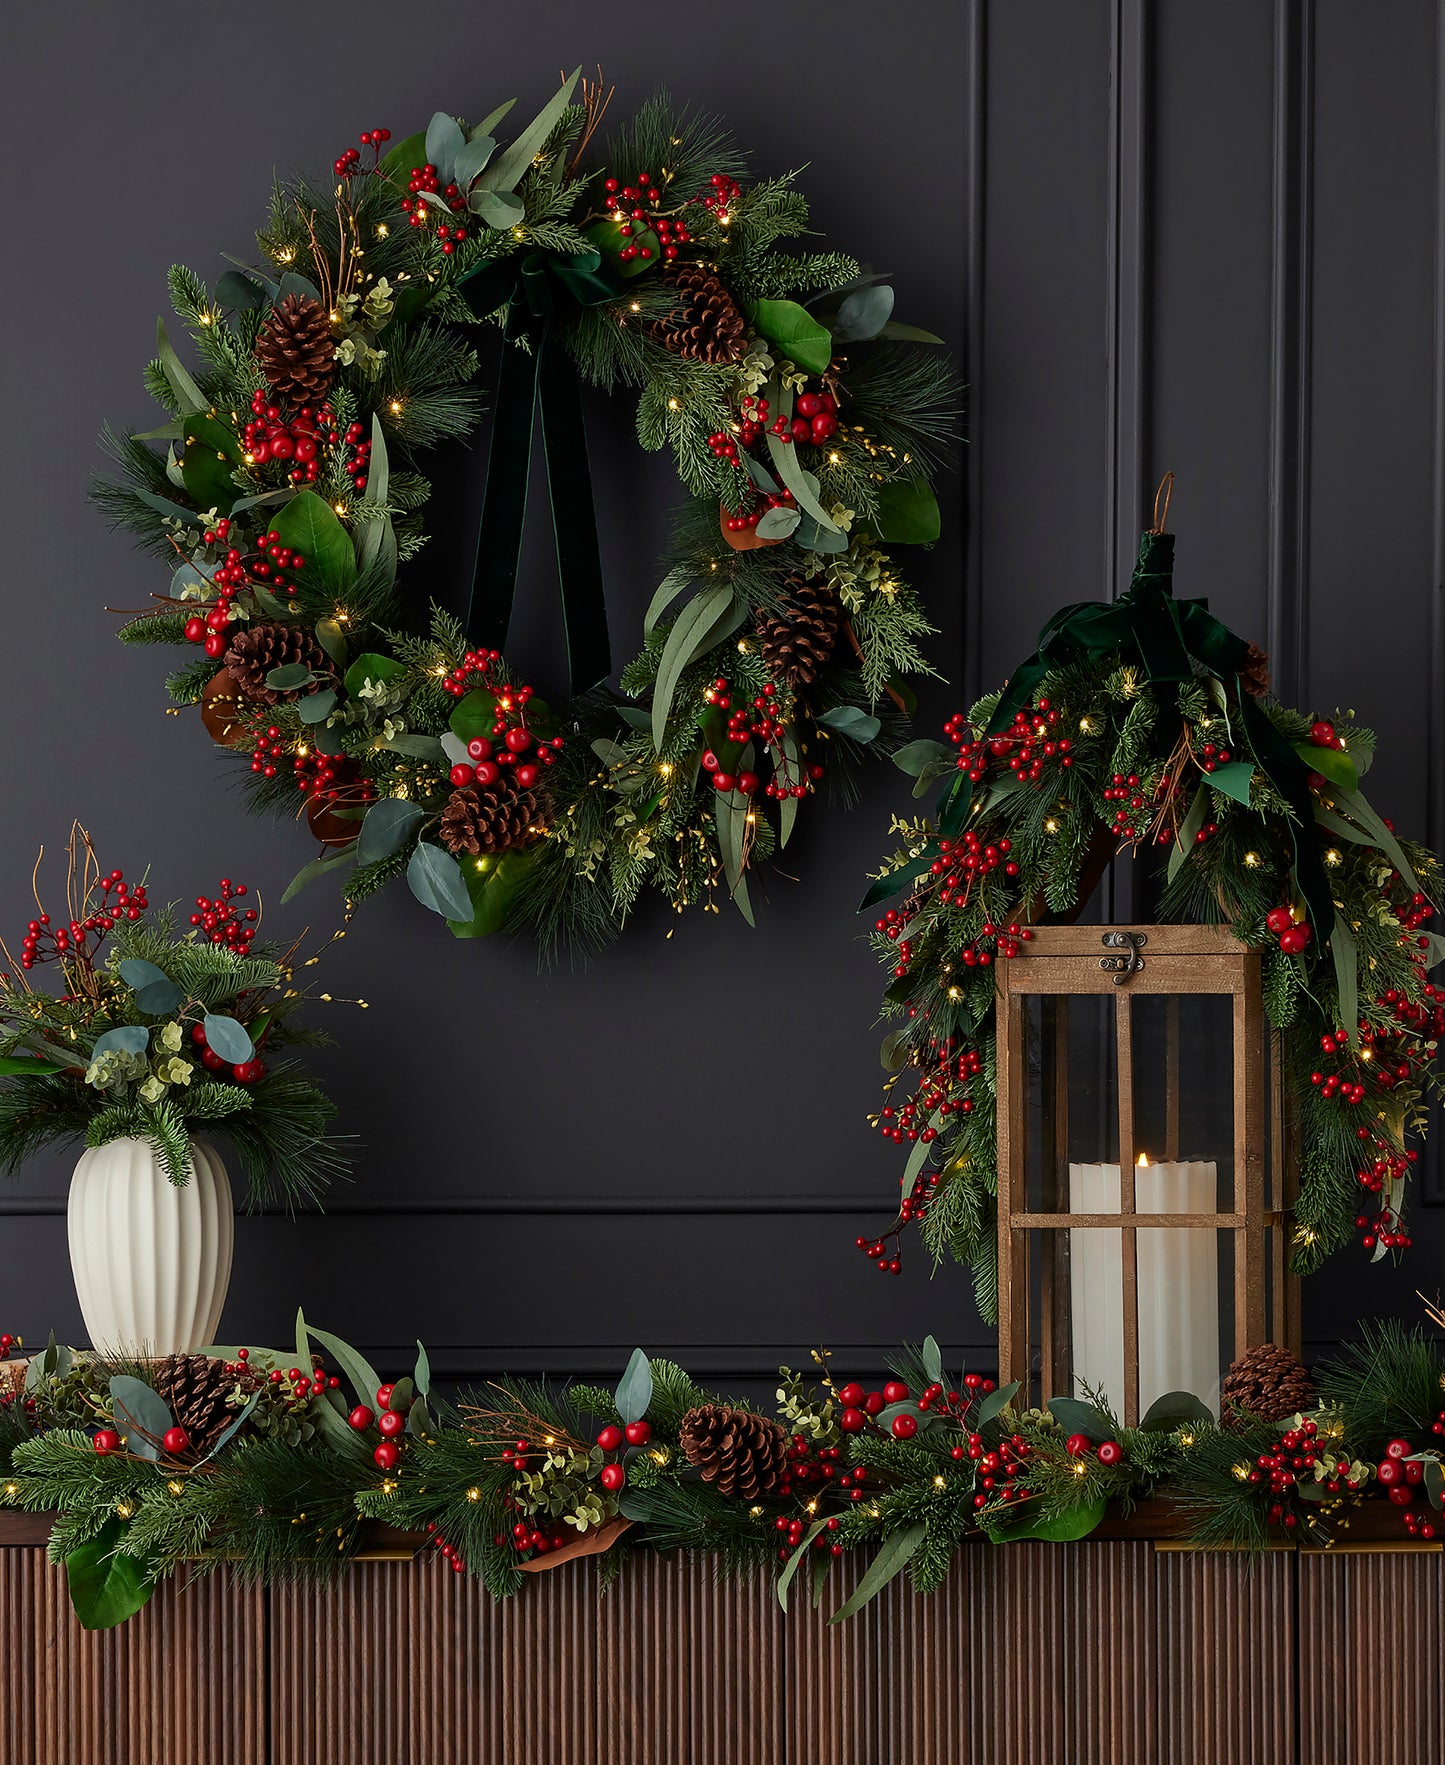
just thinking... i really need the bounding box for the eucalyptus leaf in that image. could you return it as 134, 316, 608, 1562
651, 584, 733, 748
155, 318, 206, 415
474, 68, 581, 194
215, 270, 265, 310
975, 1380, 1021, 1427
643, 566, 695, 635
276, 271, 323, 304
794, 511, 850, 553
91, 1026, 150, 1060
425, 111, 466, 183
281, 848, 355, 903
356, 798, 427, 866
202, 1014, 253, 1065
297, 688, 338, 725
452, 135, 497, 190
300, 1312, 383, 1412
265, 663, 315, 691
614, 1348, 653, 1424
827, 1523, 927, 1624
1167, 783, 1210, 883
407, 843, 474, 921
776, 1517, 830, 1612
110, 1375, 175, 1457
474, 188, 525, 230
117, 959, 184, 1016
892, 739, 952, 777
754, 504, 802, 540
921, 1335, 944, 1386
831, 283, 895, 342
413, 1340, 432, 1400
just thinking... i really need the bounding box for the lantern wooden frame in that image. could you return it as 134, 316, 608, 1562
994, 924, 1299, 1425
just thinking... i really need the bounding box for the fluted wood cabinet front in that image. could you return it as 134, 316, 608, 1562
5, 1544, 1440, 1764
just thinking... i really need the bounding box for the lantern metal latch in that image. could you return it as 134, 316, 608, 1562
1099, 930, 1147, 983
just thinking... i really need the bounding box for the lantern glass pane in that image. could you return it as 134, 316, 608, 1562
1015, 990, 1238, 1420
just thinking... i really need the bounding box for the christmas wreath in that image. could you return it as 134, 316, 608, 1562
2, 1316, 1441, 1629
859, 495, 1445, 1303
100, 73, 956, 951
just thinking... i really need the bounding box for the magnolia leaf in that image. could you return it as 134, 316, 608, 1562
65, 1519, 157, 1631
827, 1523, 927, 1624
817, 705, 881, 743
614, 1348, 653, 1424
1044, 1396, 1114, 1443
202, 1014, 253, 1065
379, 131, 428, 187
983, 1496, 1107, 1544
1139, 1390, 1214, 1432
870, 479, 941, 545
356, 798, 426, 866
270, 490, 357, 596
407, 843, 473, 920
1294, 741, 1359, 795
751, 298, 834, 375
878, 319, 946, 344
0, 1054, 72, 1076
343, 651, 405, 698
117, 959, 184, 1016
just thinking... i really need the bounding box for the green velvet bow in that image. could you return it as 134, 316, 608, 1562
455, 248, 620, 695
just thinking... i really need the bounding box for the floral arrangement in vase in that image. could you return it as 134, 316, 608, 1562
0, 826, 348, 1352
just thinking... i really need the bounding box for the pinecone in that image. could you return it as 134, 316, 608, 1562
438, 776, 539, 857
755, 574, 845, 690
150, 1353, 241, 1454
1238, 642, 1271, 700
650, 264, 749, 364
677, 1403, 788, 1499
255, 293, 336, 405
224, 623, 333, 706
1221, 1343, 1314, 1423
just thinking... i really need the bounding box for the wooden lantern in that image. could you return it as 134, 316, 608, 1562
994, 924, 1299, 1426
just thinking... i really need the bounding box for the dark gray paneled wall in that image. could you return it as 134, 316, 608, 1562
1, 2, 1441, 1383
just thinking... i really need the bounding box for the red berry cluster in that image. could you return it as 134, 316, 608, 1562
759, 388, 839, 450
929, 830, 1021, 907
294, 751, 377, 810
244, 393, 335, 477
341, 421, 371, 492
602, 171, 685, 262
696, 172, 741, 217
189, 1021, 264, 1085
969, 1432, 1032, 1511
1246, 1417, 1343, 1528
342, 1379, 408, 1469
18, 871, 147, 970
987, 700, 1073, 786
250, 726, 286, 779
722, 484, 796, 533
185, 523, 311, 658
334, 128, 391, 177
1265, 904, 1313, 955
1307, 717, 1347, 753
400, 163, 470, 247
1103, 772, 1154, 841
188, 879, 258, 954
0, 1333, 18, 1356
775, 1508, 844, 1561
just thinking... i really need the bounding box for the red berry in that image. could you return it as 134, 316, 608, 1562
882, 1381, 910, 1404
597, 1425, 624, 1451
373, 1441, 399, 1470
466, 737, 493, 762
891, 1414, 918, 1440
162, 1426, 191, 1455
92, 1429, 121, 1455
839, 1407, 866, 1433
504, 727, 532, 753
599, 1463, 626, 1492
624, 1421, 651, 1445
1265, 907, 1294, 935
837, 1383, 865, 1408
184, 616, 206, 643
1096, 1440, 1124, 1466
449, 763, 475, 788
1064, 1434, 1092, 1456
863, 1391, 886, 1416
348, 1405, 375, 1431
1384, 1437, 1412, 1459
378, 1410, 405, 1438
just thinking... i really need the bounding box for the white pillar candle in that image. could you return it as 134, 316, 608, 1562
1068, 1157, 1220, 1418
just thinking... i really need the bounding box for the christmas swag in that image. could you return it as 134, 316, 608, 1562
1, 1317, 1440, 1630
101, 72, 956, 952
859, 497, 1445, 1301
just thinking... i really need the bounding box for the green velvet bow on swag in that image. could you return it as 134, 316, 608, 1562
455, 247, 619, 696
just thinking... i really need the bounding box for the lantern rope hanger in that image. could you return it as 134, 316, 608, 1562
96, 70, 959, 954
861, 476, 1445, 1307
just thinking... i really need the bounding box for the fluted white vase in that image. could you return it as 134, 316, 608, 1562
67, 1136, 233, 1355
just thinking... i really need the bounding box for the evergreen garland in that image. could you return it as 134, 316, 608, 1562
99, 72, 959, 953
2, 1320, 1439, 1631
